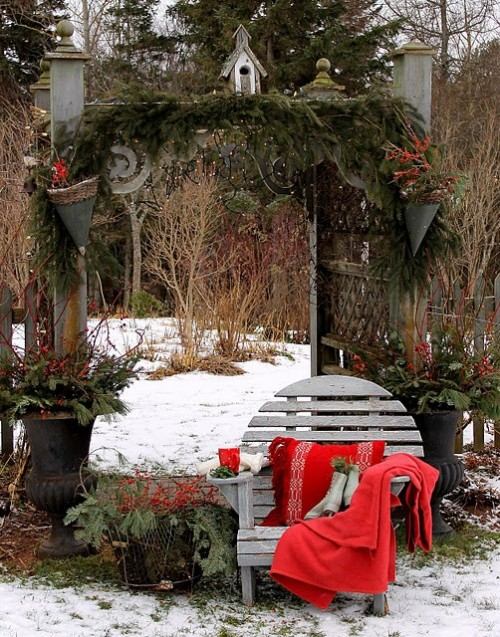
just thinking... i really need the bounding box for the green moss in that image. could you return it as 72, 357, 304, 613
31, 554, 121, 589
399, 524, 500, 567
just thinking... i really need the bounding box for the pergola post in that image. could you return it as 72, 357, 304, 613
45, 20, 90, 354
30, 59, 51, 113
391, 41, 436, 357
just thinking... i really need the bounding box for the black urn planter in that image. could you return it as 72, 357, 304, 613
414, 410, 464, 536
24, 414, 96, 558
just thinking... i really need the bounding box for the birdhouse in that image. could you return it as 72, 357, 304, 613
219, 25, 267, 95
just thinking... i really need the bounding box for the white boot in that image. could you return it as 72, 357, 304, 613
304, 471, 348, 519
343, 465, 360, 507
240, 452, 264, 474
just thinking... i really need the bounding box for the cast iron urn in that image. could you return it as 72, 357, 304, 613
24, 414, 95, 558
414, 410, 465, 536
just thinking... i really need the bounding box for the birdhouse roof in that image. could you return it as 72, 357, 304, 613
233, 24, 251, 43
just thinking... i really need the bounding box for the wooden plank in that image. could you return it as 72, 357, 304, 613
253, 505, 274, 519
249, 415, 416, 429
239, 527, 288, 541
243, 430, 422, 443
0, 286, 13, 353
252, 491, 275, 506
238, 553, 273, 567
275, 376, 392, 398
24, 281, 36, 353
321, 364, 355, 376
253, 475, 273, 489
238, 540, 279, 554
242, 443, 424, 457
259, 400, 407, 414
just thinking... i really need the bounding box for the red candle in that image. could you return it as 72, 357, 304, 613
218, 447, 240, 473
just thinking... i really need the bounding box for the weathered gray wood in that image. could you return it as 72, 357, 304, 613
242, 443, 424, 457
392, 40, 435, 133
0, 286, 13, 353
239, 553, 274, 567
237, 474, 254, 529
46, 22, 90, 355
253, 475, 273, 489
217, 483, 239, 512
249, 415, 416, 429
307, 165, 320, 377
372, 593, 387, 616
241, 566, 256, 605
0, 287, 13, 458
238, 540, 280, 554
24, 282, 36, 354
260, 400, 407, 413
252, 491, 275, 506
243, 430, 422, 443
253, 505, 274, 519
276, 376, 392, 398
239, 527, 288, 541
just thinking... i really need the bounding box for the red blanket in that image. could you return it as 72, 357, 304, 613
270, 453, 439, 609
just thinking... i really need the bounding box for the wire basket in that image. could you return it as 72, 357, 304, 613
415, 189, 448, 204
47, 176, 99, 206
109, 518, 201, 591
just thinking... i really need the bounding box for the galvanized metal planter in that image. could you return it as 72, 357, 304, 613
54, 196, 96, 255
404, 202, 440, 256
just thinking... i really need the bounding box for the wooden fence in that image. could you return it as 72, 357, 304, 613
429, 274, 500, 451
0, 286, 35, 459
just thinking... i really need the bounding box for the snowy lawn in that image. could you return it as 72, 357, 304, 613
3, 319, 500, 637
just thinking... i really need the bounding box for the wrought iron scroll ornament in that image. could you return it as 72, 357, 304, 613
107, 133, 307, 199
108, 144, 152, 194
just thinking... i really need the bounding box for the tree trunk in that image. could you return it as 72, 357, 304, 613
123, 233, 131, 311
128, 200, 143, 299
440, 0, 450, 80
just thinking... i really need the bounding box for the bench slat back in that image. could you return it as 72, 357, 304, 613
243, 375, 421, 524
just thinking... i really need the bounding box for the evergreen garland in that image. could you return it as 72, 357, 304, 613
30, 168, 80, 293
35, 90, 458, 293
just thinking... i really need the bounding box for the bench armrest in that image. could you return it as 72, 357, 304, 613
390, 475, 410, 497
207, 471, 255, 529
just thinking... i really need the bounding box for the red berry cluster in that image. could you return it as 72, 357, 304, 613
116, 473, 218, 515
51, 159, 70, 188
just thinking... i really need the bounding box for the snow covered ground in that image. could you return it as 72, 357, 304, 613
2, 319, 499, 637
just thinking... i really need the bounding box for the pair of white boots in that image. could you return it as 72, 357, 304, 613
304, 465, 360, 519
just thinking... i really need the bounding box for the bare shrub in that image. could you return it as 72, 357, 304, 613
203, 199, 309, 354
439, 107, 500, 288
0, 95, 31, 298
261, 201, 309, 342
204, 260, 266, 359
144, 173, 223, 356
147, 352, 243, 379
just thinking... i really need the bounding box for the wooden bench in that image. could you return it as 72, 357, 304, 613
208, 375, 423, 614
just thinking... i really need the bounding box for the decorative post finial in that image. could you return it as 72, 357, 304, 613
300, 58, 345, 99
54, 19, 79, 54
